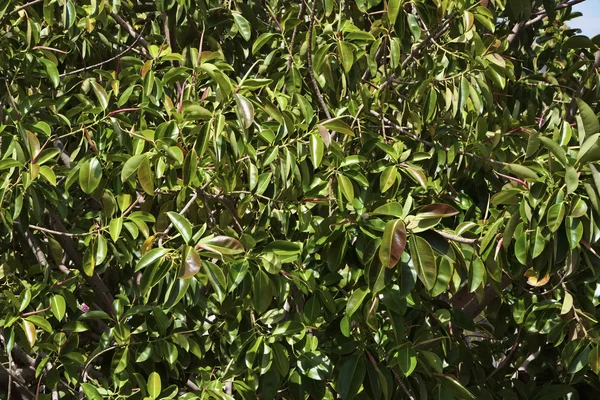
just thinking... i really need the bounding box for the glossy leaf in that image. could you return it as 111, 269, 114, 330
379, 219, 407, 268
167, 212, 193, 244
79, 157, 102, 194
409, 236, 437, 291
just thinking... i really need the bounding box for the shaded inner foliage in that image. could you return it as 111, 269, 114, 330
1, 0, 600, 399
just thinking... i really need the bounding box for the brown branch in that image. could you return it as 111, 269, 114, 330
531, 0, 586, 17
509, 0, 588, 44
8, 0, 44, 15
46, 213, 114, 314
28, 224, 90, 238
379, 16, 454, 91
369, 110, 508, 166
484, 328, 522, 383
286, 3, 306, 72
20, 226, 70, 275
110, 13, 150, 57
306, 0, 331, 120
451, 274, 512, 318
158, 189, 200, 247
60, 24, 148, 77
433, 230, 480, 245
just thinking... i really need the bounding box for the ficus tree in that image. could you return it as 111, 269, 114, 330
1, 0, 600, 398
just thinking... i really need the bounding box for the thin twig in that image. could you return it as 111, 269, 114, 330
379, 16, 454, 91
369, 110, 508, 166
7, 349, 12, 400
158, 190, 200, 247
484, 328, 522, 383
110, 12, 150, 57
286, 2, 306, 72
306, 0, 331, 120
82, 345, 124, 383
9, 0, 44, 15
29, 224, 91, 237
434, 230, 480, 245
60, 22, 148, 77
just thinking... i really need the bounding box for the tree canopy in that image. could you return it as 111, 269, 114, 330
1, 0, 600, 399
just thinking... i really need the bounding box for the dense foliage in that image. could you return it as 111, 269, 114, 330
1, 0, 600, 398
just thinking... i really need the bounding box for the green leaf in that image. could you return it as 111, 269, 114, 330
338, 174, 354, 203
81, 383, 103, 400
589, 346, 600, 374
25, 315, 52, 333
424, 89, 437, 123
323, 119, 354, 136
79, 310, 111, 320
182, 149, 198, 187
379, 219, 407, 269
167, 212, 193, 244
148, 371, 162, 399
40, 58, 59, 88
380, 166, 397, 193
263, 240, 301, 256
407, 13, 421, 41
235, 94, 255, 128
338, 355, 366, 400
564, 35, 597, 49
409, 236, 437, 291
79, 157, 102, 194
421, 351, 443, 374
232, 12, 251, 41
180, 246, 202, 279
346, 286, 369, 318
539, 136, 567, 165
135, 248, 170, 272
338, 41, 354, 74
121, 154, 146, 182
272, 321, 305, 336
468, 257, 485, 293
459, 76, 470, 111
0, 159, 24, 170
396, 345, 417, 377
439, 375, 476, 400
387, 0, 401, 25
577, 133, 600, 163
503, 163, 539, 180
566, 166, 579, 194
309, 133, 324, 169
91, 81, 109, 110
371, 202, 404, 218
199, 63, 232, 99
183, 104, 212, 121
196, 236, 245, 256
109, 217, 123, 242
137, 156, 154, 195
82, 246, 95, 276
253, 270, 273, 314
252, 33, 278, 54
416, 203, 459, 219
547, 203, 565, 233
463, 10, 474, 31
577, 99, 599, 136
50, 295, 66, 321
